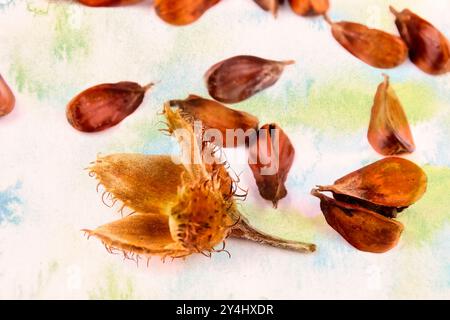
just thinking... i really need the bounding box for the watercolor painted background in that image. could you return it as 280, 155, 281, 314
0, 0, 449, 299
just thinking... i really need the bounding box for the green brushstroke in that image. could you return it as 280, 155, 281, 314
399, 166, 450, 245
241, 80, 439, 133
240, 81, 373, 132
8, 3, 91, 101
89, 266, 136, 300
26, 1, 50, 15
9, 54, 51, 100
52, 4, 90, 61
105, 117, 169, 154
48, 261, 59, 274
33, 260, 60, 299
240, 204, 321, 243
394, 82, 439, 124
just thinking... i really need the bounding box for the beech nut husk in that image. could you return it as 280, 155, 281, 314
368, 74, 415, 156
83, 105, 316, 260
390, 6, 450, 75
325, 16, 408, 69
205, 55, 295, 104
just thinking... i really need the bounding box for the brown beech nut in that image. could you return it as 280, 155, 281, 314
168, 95, 259, 148
367, 75, 415, 156
248, 123, 295, 208
0, 75, 15, 117
390, 6, 450, 75
66, 81, 153, 133
311, 190, 404, 253
325, 15, 408, 69
317, 157, 427, 218
76, 0, 140, 6
253, 0, 283, 17
289, 0, 329, 16
312, 157, 427, 253
205, 55, 294, 104
154, 0, 220, 26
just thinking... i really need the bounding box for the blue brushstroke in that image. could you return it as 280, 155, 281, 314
0, 0, 15, 11
0, 181, 23, 225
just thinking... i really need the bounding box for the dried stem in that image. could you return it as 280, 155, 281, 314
231, 216, 316, 253
389, 6, 400, 17
142, 82, 155, 92
316, 185, 336, 193
282, 60, 296, 66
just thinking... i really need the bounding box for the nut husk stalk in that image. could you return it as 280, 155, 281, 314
232, 216, 316, 253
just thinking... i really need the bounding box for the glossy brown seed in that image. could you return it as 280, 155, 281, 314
66, 82, 152, 133
248, 123, 295, 208
0, 75, 15, 117
253, 0, 282, 17
368, 75, 415, 156
205, 55, 295, 104
77, 0, 139, 6
289, 0, 329, 16
169, 95, 259, 148
317, 157, 427, 212
390, 6, 450, 75
325, 16, 408, 69
154, 0, 220, 26
311, 190, 404, 253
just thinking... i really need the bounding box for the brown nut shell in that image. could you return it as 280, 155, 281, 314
253, 0, 281, 17
0, 75, 15, 117
154, 0, 220, 26
390, 6, 450, 75
77, 0, 138, 6
248, 123, 295, 208
66, 82, 152, 133
289, 0, 329, 16
205, 55, 294, 104
312, 190, 404, 253
329, 20, 408, 69
318, 157, 427, 209
169, 95, 259, 148
368, 74, 415, 156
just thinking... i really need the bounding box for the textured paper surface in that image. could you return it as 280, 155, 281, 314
0, 0, 449, 299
